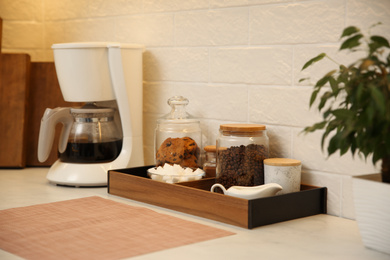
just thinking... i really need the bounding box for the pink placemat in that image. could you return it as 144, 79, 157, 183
0, 196, 234, 260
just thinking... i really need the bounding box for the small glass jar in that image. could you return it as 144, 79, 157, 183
203, 145, 216, 177
154, 96, 202, 168
216, 124, 269, 189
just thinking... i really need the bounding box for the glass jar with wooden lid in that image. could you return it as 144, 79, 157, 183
216, 124, 269, 189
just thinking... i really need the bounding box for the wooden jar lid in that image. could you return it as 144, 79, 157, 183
220, 124, 266, 132
264, 158, 301, 166
204, 145, 216, 152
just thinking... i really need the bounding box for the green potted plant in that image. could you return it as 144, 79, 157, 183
300, 23, 390, 255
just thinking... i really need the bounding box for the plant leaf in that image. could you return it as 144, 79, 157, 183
318, 91, 333, 111
356, 82, 364, 104
323, 109, 333, 119
325, 69, 337, 77
299, 77, 309, 83
351, 139, 357, 155
371, 35, 390, 48
369, 85, 386, 115
321, 120, 338, 148
339, 64, 348, 72
331, 109, 355, 119
366, 105, 375, 123
303, 121, 327, 133
372, 151, 382, 164
309, 89, 320, 107
369, 35, 390, 54
340, 34, 363, 50
316, 75, 331, 88
301, 53, 326, 70
340, 26, 360, 38
329, 77, 339, 95
339, 136, 350, 156
328, 132, 343, 155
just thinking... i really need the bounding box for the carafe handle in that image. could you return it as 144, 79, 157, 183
37, 107, 73, 162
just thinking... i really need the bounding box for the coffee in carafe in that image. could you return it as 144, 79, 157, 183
59, 140, 123, 163
58, 104, 123, 163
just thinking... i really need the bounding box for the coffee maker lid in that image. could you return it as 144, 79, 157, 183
70, 103, 115, 116
52, 42, 144, 50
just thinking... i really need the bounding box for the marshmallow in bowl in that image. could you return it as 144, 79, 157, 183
148, 164, 205, 183
151, 164, 203, 175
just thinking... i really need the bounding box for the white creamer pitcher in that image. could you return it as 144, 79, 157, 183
210, 183, 283, 200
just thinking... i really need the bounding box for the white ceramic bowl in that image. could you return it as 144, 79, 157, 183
147, 167, 205, 183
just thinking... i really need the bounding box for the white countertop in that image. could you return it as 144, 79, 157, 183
0, 168, 388, 260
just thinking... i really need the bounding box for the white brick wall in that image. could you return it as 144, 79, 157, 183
175, 8, 248, 46
210, 47, 293, 84
250, 0, 344, 44
1, 0, 390, 219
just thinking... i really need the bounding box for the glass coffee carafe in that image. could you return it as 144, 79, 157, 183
49, 104, 122, 163
58, 104, 123, 163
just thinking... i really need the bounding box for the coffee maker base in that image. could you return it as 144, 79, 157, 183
46, 160, 111, 187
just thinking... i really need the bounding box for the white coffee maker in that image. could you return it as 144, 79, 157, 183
38, 42, 144, 186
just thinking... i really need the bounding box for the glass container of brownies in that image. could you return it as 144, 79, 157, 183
154, 96, 202, 168
216, 124, 269, 190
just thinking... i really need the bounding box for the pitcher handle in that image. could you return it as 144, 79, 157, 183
210, 183, 227, 194
37, 107, 72, 162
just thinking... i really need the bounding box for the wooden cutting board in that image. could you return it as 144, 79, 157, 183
26, 62, 83, 166
0, 53, 31, 168
0, 59, 83, 167
0, 18, 2, 51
